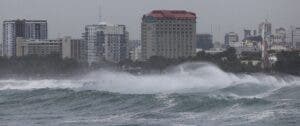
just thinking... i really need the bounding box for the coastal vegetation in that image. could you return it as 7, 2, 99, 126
0, 48, 299, 78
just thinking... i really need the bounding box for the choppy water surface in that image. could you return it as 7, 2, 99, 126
0, 63, 299, 126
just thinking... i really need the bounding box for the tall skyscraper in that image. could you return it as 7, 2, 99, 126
2, 19, 47, 57
141, 10, 197, 60
258, 19, 272, 40
259, 20, 272, 69
83, 23, 128, 64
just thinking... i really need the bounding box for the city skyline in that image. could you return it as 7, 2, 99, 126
1, 0, 300, 42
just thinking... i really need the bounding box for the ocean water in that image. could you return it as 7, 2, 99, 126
0, 63, 299, 126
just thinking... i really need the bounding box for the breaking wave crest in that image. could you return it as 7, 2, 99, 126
0, 62, 298, 94
0, 62, 299, 125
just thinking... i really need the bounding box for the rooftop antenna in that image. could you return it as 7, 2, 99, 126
210, 24, 213, 35
98, 0, 103, 23
218, 24, 221, 43
266, 8, 271, 22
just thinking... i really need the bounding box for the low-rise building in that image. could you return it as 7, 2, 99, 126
196, 34, 213, 50
241, 36, 262, 52
225, 32, 239, 48
205, 48, 226, 54
270, 43, 289, 52
241, 60, 261, 66
129, 40, 142, 61
130, 45, 142, 61
16, 37, 62, 57
271, 28, 286, 44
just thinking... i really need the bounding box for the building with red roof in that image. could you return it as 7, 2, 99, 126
141, 10, 197, 60
145, 10, 196, 20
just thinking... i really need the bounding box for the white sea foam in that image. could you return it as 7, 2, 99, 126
0, 62, 299, 94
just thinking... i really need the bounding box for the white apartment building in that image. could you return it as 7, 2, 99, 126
2, 20, 47, 57
83, 23, 129, 64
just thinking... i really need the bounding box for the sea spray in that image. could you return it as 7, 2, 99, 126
0, 62, 299, 94
0, 62, 299, 125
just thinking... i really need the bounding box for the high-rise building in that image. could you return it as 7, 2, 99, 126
292, 27, 300, 50
62, 36, 84, 61
225, 32, 239, 48
83, 23, 128, 64
259, 20, 272, 69
83, 24, 105, 65
196, 34, 213, 50
2, 19, 47, 57
141, 10, 197, 60
258, 19, 272, 40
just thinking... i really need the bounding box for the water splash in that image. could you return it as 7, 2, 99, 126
0, 63, 299, 126
0, 62, 299, 94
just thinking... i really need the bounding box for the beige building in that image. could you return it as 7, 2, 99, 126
16, 37, 62, 57
141, 10, 197, 60
62, 36, 83, 61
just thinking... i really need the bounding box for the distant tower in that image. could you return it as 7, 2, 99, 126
261, 21, 271, 70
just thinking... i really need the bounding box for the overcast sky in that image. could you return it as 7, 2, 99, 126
1, 0, 300, 42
